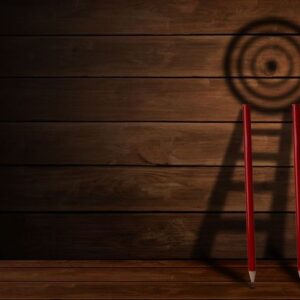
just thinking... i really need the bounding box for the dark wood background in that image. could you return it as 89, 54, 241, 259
0, 0, 298, 259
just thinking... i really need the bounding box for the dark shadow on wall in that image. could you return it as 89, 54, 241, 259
224, 17, 300, 113
192, 17, 300, 282
191, 111, 245, 282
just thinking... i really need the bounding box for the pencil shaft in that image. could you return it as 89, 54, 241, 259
292, 104, 300, 272
243, 104, 256, 272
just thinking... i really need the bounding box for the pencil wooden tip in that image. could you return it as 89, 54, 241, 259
249, 271, 256, 285
298, 270, 300, 279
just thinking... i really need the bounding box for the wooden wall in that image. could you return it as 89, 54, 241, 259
0, 0, 299, 259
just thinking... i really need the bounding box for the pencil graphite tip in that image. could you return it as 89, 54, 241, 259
249, 271, 256, 285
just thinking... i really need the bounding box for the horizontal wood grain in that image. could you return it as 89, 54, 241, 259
1, 260, 300, 299
0, 260, 294, 268
0, 123, 291, 165
2, 36, 300, 77
0, 78, 292, 122
0, 267, 250, 283
0, 213, 295, 259
0, 263, 298, 283
2, 1, 300, 282
0, 166, 293, 212
0, 36, 227, 77
2, 281, 300, 299
1, 0, 300, 34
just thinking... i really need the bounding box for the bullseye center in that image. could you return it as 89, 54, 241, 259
265, 60, 277, 74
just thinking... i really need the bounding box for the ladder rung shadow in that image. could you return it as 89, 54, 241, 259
213, 219, 275, 232
237, 153, 278, 161
252, 128, 282, 136
230, 182, 274, 191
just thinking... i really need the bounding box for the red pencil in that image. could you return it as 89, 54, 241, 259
242, 104, 256, 285
292, 104, 300, 279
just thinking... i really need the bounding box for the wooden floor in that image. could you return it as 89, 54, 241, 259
0, 260, 299, 299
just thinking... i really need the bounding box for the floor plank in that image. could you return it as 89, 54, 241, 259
0, 260, 298, 299
0, 260, 294, 268
0, 265, 297, 283
1, 281, 300, 299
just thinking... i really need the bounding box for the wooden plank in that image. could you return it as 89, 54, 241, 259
0, 268, 291, 284
0, 264, 298, 283
0, 78, 292, 122
0, 123, 292, 166
1, 0, 300, 34
0, 166, 294, 212
0, 267, 249, 283
1, 282, 300, 299
0, 36, 226, 77
0, 260, 293, 268
0, 213, 295, 259
2, 36, 300, 77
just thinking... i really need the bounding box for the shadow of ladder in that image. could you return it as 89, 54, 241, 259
192, 110, 294, 281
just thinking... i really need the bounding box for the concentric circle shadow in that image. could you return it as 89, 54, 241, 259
224, 18, 300, 112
